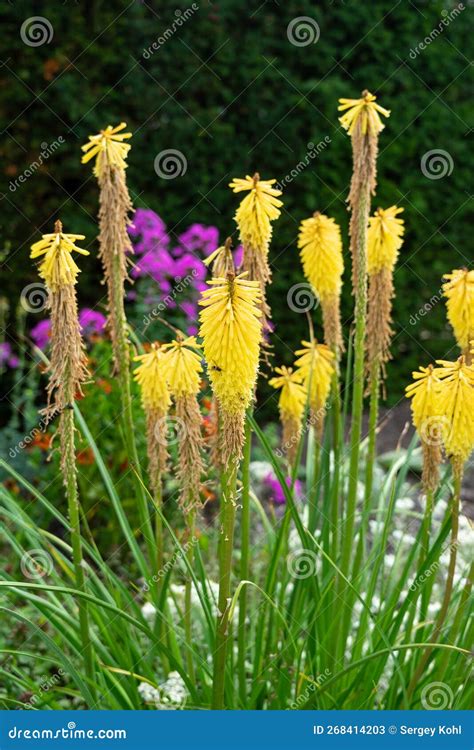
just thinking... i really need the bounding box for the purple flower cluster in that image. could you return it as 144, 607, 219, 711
263, 473, 302, 505
0, 342, 20, 369
31, 308, 106, 350
128, 209, 241, 332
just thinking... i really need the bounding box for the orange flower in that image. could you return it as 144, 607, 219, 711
76, 447, 95, 465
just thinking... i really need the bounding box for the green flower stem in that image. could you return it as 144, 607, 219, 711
330, 369, 342, 560
212, 460, 238, 710
340, 188, 369, 581
184, 509, 196, 684
153, 482, 169, 675
62, 400, 95, 697
407, 466, 461, 701
111, 252, 155, 568
238, 416, 252, 704
364, 358, 380, 515
419, 488, 434, 626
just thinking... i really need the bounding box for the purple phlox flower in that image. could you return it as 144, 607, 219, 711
30, 319, 51, 350
128, 209, 169, 246
263, 473, 302, 505
79, 308, 107, 336
177, 224, 219, 257
0, 342, 20, 368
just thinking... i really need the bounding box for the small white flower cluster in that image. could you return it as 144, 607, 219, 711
138, 671, 188, 710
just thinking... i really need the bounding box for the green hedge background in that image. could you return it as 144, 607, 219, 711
1, 0, 471, 405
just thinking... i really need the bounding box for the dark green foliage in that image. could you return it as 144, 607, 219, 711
1, 0, 471, 405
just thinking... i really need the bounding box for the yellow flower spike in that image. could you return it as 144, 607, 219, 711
30, 220, 89, 291
134, 343, 171, 412
294, 340, 334, 438
366, 206, 405, 377
81, 122, 132, 178
434, 357, 474, 467
269, 365, 306, 465
161, 336, 205, 512
405, 364, 444, 492
199, 272, 262, 465
338, 90, 390, 136
229, 173, 283, 254
442, 269, 474, 356
161, 336, 203, 398
269, 366, 306, 423
298, 211, 344, 352
367, 206, 405, 275
229, 173, 283, 329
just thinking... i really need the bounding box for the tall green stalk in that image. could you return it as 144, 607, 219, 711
111, 252, 155, 568
184, 510, 196, 683
62, 389, 94, 695
238, 417, 252, 703
212, 461, 238, 709
407, 467, 461, 701
340, 188, 369, 579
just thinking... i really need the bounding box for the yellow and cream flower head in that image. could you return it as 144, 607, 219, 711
366, 205, 405, 379
229, 173, 282, 328
442, 268, 474, 358
367, 206, 405, 275
134, 343, 171, 412
269, 366, 306, 465
162, 336, 204, 512
229, 173, 282, 256
298, 212, 344, 352
162, 336, 202, 398
30, 221, 89, 423
405, 364, 443, 492
134, 343, 171, 490
434, 357, 474, 471
81, 122, 132, 178
30, 221, 89, 291
294, 340, 334, 438
338, 91, 390, 137
199, 271, 262, 465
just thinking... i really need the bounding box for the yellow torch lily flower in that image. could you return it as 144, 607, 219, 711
134, 344, 171, 412
81, 122, 132, 178
30, 225, 89, 291
434, 357, 474, 468
161, 336, 203, 398
161, 336, 205, 512
367, 206, 405, 275
269, 366, 306, 465
294, 340, 334, 438
405, 364, 444, 492
298, 211, 344, 352
442, 268, 474, 357
229, 173, 282, 255
338, 91, 390, 136
199, 272, 261, 464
